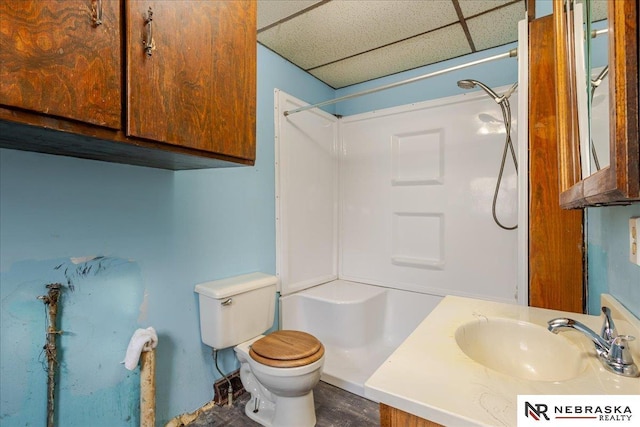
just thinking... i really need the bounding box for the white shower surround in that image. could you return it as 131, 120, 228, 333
337, 94, 519, 300
275, 82, 525, 398
280, 279, 441, 397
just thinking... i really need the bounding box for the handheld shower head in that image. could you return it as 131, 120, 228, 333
456, 77, 519, 230
457, 79, 478, 90
457, 79, 503, 104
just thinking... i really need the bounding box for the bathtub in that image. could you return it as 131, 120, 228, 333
280, 279, 442, 399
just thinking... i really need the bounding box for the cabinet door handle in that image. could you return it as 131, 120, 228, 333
143, 6, 155, 57
91, 0, 103, 26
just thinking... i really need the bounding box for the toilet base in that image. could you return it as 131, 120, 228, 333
244, 391, 316, 427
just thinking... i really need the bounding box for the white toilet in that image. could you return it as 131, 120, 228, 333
195, 272, 325, 427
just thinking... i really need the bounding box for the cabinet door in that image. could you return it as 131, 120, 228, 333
0, 0, 122, 129
126, 0, 256, 161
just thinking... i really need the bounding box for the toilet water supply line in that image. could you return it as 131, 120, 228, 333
37, 283, 63, 427
213, 349, 233, 406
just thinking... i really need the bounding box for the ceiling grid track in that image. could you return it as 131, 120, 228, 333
305, 21, 462, 73
451, 0, 477, 52
258, 0, 332, 34
257, 0, 526, 88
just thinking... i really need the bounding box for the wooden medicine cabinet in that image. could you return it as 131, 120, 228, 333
553, 0, 639, 208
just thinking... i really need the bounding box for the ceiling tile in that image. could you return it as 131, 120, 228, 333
458, 0, 518, 18
466, 1, 524, 51
256, 0, 527, 88
257, 0, 323, 30
310, 24, 472, 88
588, 0, 608, 22
258, 0, 460, 70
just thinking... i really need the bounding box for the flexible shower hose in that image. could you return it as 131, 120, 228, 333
492, 98, 518, 230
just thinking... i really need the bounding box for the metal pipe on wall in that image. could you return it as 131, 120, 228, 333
37, 283, 63, 427
140, 349, 156, 427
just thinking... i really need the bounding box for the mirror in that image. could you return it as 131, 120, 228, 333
554, 0, 639, 208
584, 1, 609, 176
570, 0, 609, 178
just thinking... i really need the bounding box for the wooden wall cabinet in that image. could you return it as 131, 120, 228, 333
0, 0, 256, 170
553, 0, 639, 208
0, 1, 122, 129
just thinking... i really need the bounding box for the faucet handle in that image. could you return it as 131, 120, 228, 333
604, 335, 639, 377
608, 335, 635, 364
601, 306, 618, 342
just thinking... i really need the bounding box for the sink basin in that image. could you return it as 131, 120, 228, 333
455, 318, 586, 381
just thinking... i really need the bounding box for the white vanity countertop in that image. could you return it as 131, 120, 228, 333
364, 294, 640, 427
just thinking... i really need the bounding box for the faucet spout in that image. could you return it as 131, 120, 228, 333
548, 311, 639, 378
547, 318, 610, 353
601, 307, 617, 342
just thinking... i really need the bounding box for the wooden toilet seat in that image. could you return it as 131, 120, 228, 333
249, 330, 325, 368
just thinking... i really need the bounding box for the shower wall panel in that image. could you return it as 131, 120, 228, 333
275, 90, 340, 295
339, 92, 519, 302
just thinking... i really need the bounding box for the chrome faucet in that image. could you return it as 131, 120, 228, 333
548, 307, 639, 378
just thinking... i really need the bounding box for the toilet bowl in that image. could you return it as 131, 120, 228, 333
194, 273, 325, 427
235, 331, 325, 427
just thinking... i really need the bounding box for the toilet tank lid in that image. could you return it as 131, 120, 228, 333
194, 272, 278, 299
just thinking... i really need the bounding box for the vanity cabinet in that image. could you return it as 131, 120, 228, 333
0, 0, 256, 169
380, 404, 443, 427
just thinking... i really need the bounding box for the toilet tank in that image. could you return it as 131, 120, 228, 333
194, 272, 277, 349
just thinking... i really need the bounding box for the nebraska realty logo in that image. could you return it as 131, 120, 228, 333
518, 396, 639, 426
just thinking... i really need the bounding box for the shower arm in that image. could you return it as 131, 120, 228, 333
502, 82, 519, 102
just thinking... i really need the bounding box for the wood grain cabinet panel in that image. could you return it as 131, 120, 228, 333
0, 0, 122, 129
528, 15, 584, 313
0, 0, 256, 169
127, 1, 256, 160
380, 404, 444, 427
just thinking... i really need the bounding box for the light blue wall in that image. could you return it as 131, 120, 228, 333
0, 154, 173, 427
0, 40, 520, 425
587, 205, 640, 316
1, 8, 638, 425
536, 0, 553, 18
0, 45, 333, 427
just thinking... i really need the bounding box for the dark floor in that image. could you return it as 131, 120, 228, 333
188, 381, 380, 426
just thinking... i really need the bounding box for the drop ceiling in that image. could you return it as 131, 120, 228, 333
257, 0, 526, 89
